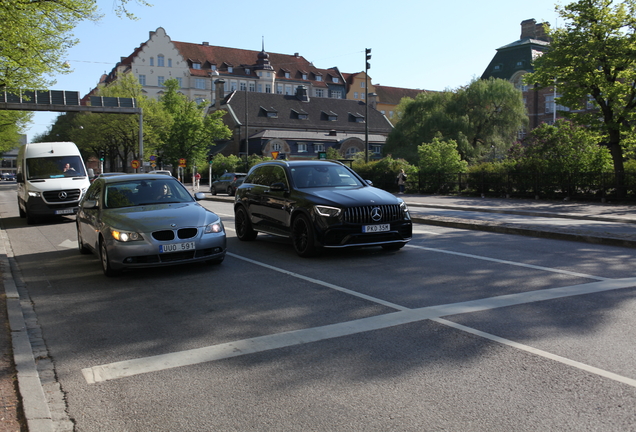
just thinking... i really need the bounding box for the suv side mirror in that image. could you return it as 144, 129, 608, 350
269, 182, 288, 192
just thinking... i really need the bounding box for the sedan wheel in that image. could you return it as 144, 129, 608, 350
227, 186, 235, 196
291, 214, 317, 257
235, 207, 257, 241
100, 238, 121, 277
211, 186, 217, 195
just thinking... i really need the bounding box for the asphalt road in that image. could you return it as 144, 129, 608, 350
2, 185, 636, 431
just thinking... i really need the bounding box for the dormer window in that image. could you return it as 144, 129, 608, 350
350, 112, 365, 123
285, 72, 290, 79
228, 66, 233, 73
322, 110, 338, 121
260, 106, 278, 118
245, 68, 250, 75
193, 62, 201, 70
211, 65, 217, 71
302, 73, 308, 80
292, 109, 309, 120
333, 77, 339, 83
315, 74, 322, 82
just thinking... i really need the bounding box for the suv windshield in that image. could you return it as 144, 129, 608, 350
26, 156, 87, 179
291, 165, 364, 188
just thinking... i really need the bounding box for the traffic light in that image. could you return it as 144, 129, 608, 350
365, 48, 371, 70
99, 150, 104, 161
207, 154, 212, 164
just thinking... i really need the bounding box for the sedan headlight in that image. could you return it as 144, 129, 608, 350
204, 221, 224, 234
315, 205, 341, 218
398, 199, 411, 219
111, 230, 143, 242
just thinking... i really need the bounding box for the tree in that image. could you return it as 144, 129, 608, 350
384, 78, 527, 165
524, 0, 636, 196
418, 136, 468, 174
158, 79, 232, 170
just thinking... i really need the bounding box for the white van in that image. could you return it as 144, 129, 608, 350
17, 142, 91, 224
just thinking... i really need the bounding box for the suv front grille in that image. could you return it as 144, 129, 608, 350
343, 204, 403, 224
43, 189, 81, 203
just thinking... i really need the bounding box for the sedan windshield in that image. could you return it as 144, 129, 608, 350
105, 179, 194, 208
291, 165, 364, 188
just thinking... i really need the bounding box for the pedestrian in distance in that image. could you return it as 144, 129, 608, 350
194, 172, 201, 190
396, 169, 407, 194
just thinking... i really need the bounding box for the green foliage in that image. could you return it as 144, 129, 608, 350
352, 154, 413, 191
0, 0, 100, 89
158, 79, 232, 169
325, 147, 341, 160
418, 136, 468, 174
211, 154, 243, 177
517, 120, 613, 173
0, 111, 30, 152
384, 78, 527, 164
524, 0, 636, 180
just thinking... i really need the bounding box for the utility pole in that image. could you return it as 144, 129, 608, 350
364, 48, 371, 163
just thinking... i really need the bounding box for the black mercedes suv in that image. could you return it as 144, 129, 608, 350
234, 160, 412, 257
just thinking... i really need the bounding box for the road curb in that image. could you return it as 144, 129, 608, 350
1, 224, 54, 432
411, 216, 636, 249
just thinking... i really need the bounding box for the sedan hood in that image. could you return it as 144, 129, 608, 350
102, 203, 218, 232
308, 186, 401, 207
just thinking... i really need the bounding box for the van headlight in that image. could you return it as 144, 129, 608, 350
111, 230, 143, 242
28, 191, 41, 198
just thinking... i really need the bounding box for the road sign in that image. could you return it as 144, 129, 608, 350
271, 151, 279, 160
149, 155, 156, 161
151, 163, 156, 168
179, 158, 186, 167
131, 160, 140, 169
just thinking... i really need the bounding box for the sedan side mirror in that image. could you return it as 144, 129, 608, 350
366, 180, 373, 186
194, 192, 206, 201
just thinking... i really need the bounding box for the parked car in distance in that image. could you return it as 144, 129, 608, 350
2, 173, 16, 181
77, 173, 226, 276
149, 170, 172, 176
234, 160, 412, 257
211, 172, 246, 196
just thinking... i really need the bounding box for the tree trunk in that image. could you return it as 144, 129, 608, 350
607, 137, 626, 199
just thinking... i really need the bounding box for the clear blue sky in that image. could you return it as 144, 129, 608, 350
25, 0, 564, 140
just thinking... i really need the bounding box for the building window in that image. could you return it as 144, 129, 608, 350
211, 65, 217, 71
193, 63, 201, 70
333, 77, 339, 83
149, 57, 154, 66
158, 55, 164, 67
276, 84, 283, 94
331, 91, 342, 99
228, 66, 233, 73
249, 82, 256, 92
195, 78, 206, 89
168, 59, 172, 67
176, 77, 182, 87
389, 111, 394, 118
316, 75, 322, 82
265, 84, 272, 93
372, 145, 381, 154
138, 75, 146, 86
245, 68, 250, 75
302, 73, 307, 80
195, 97, 205, 105
272, 142, 282, 151
354, 92, 358, 99
315, 89, 324, 97
158, 76, 165, 86
240, 81, 247, 91
360, 82, 365, 88
345, 147, 360, 158
285, 72, 290, 78
285, 85, 292, 95
361, 92, 365, 100
380, 110, 385, 115
298, 143, 307, 152
230, 81, 237, 91
314, 144, 325, 153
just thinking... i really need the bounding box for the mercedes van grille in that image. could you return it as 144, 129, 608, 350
43, 189, 81, 203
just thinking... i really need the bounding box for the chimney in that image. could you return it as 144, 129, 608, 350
296, 85, 309, 102
328, 130, 337, 136
520, 19, 537, 39
202, 42, 209, 46
368, 92, 378, 110
535, 22, 549, 42
214, 79, 225, 109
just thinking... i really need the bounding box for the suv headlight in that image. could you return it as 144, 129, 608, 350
398, 199, 410, 219
315, 205, 341, 218
111, 230, 143, 242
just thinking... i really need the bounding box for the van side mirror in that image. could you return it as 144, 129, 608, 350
16, 173, 23, 183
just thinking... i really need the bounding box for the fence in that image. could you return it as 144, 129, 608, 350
368, 170, 636, 202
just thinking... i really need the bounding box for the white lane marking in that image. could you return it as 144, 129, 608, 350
412, 227, 442, 235
406, 244, 609, 281
433, 318, 636, 388
81, 273, 636, 384
227, 252, 408, 311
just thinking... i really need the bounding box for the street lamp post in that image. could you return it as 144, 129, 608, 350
364, 48, 371, 163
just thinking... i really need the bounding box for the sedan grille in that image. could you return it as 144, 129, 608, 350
152, 228, 198, 241
343, 204, 403, 224
43, 189, 81, 203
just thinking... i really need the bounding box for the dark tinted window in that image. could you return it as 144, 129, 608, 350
246, 165, 288, 187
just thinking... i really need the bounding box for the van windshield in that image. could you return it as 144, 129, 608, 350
26, 156, 87, 180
